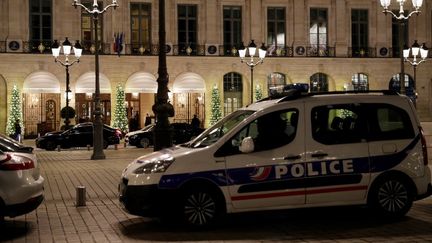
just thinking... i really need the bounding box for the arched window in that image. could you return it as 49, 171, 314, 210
223, 72, 242, 115
310, 73, 328, 92
389, 73, 415, 102
352, 73, 369, 91
267, 73, 286, 96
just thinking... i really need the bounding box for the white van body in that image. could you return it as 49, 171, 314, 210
119, 91, 432, 227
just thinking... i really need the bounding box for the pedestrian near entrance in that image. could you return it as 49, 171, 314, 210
14, 120, 21, 142
145, 113, 152, 126
191, 114, 200, 131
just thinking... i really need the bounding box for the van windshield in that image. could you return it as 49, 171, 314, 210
188, 110, 254, 148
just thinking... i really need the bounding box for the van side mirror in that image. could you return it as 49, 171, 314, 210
239, 137, 254, 153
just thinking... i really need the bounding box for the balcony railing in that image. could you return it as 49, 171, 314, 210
348, 47, 377, 58
2, 40, 420, 59
306, 45, 335, 57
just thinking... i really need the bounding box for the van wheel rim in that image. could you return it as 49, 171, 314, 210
377, 180, 408, 212
184, 192, 216, 225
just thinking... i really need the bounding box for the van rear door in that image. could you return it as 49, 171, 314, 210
304, 102, 370, 205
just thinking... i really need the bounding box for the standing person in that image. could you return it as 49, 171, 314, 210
191, 114, 200, 132
145, 113, 152, 126
14, 119, 21, 142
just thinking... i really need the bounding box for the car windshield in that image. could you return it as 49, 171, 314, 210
187, 110, 254, 148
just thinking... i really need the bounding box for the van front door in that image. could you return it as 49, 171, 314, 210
217, 106, 306, 210
304, 102, 370, 205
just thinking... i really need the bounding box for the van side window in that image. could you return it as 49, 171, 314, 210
214, 109, 298, 156
312, 104, 364, 145
253, 110, 298, 151
367, 104, 414, 141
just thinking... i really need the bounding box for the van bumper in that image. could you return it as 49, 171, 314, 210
119, 179, 177, 217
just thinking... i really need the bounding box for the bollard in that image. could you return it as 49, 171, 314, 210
57, 145, 61, 152
76, 186, 86, 207
115, 144, 118, 150
87, 144, 90, 151
124, 141, 127, 148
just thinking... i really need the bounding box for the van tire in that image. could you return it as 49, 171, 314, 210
368, 176, 413, 218
180, 186, 222, 228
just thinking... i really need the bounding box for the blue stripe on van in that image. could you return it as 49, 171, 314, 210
159, 135, 420, 190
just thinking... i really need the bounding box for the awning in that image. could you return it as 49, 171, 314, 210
75, 72, 111, 93
172, 72, 205, 93
23, 71, 60, 93
125, 72, 157, 93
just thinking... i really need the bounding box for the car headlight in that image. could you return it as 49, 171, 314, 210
133, 157, 175, 174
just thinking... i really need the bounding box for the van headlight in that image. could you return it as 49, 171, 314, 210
133, 157, 175, 174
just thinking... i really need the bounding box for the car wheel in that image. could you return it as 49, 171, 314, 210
45, 141, 57, 151
103, 140, 108, 149
181, 187, 222, 228
139, 138, 150, 148
368, 176, 413, 218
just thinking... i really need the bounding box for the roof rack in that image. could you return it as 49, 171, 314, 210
258, 89, 399, 103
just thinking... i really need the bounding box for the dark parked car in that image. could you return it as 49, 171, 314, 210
126, 123, 204, 148
35, 122, 122, 151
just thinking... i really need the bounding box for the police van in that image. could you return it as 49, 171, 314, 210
119, 90, 432, 227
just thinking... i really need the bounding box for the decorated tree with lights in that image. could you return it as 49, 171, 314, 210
255, 84, 263, 101
112, 84, 128, 133
210, 85, 223, 125
6, 85, 24, 137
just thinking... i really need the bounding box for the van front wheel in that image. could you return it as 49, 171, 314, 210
368, 177, 413, 217
181, 187, 220, 227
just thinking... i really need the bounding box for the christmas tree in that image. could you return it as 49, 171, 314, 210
6, 85, 24, 136
112, 84, 129, 133
255, 84, 263, 101
210, 85, 223, 125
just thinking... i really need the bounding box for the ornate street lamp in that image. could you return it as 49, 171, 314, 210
403, 40, 428, 106
72, 0, 118, 160
380, 0, 423, 94
51, 38, 82, 129
152, 0, 174, 151
239, 40, 266, 104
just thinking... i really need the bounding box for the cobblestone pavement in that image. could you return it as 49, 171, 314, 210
0, 141, 432, 242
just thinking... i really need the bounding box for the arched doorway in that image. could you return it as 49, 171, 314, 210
172, 72, 206, 125
75, 72, 112, 125
23, 71, 61, 137
310, 72, 329, 92
125, 72, 158, 129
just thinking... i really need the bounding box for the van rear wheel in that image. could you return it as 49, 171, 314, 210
368, 177, 413, 217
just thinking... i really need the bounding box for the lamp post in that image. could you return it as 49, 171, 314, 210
403, 40, 428, 106
51, 38, 82, 129
380, 0, 423, 94
152, 0, 174, 151
239, 40, 266, 104
73, 0, 118, 160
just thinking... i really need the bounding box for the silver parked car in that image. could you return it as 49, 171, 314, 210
0, 134, 44, 220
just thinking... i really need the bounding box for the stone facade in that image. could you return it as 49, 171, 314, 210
0, 0, 431, 135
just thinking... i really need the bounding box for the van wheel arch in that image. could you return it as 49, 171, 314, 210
177, 179, 227, 227
367, 170, 416, 217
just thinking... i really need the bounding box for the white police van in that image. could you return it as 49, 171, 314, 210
119, 90, 432, 227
